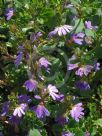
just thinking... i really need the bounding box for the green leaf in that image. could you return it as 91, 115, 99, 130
94, 119, 102, 127
28, 128, 42, 136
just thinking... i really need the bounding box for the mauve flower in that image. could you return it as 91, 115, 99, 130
55, 116, 68, 125
47, 84, 60, 100
18, 94, 31, 103
14, 52, 23, 68
72, 32, 85, 45
67, 63, 79, 70
24, 79, 38, 92
70, 103, 84, 122
62, 132, 74, 136
84, 132, 90, 136
32, 104, 50, 119
75, 65, 93, 77
9, 115, 21, 125
13, 103, 28, 117
1, 101, 10, 116
39, 57, 51, 69
75, 81, 90, 90
5, 8, 14, 20
85, 21, 97, 30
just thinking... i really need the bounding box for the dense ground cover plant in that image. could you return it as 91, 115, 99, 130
0, 0, 102, 135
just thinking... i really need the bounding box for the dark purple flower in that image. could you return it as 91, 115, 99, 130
13, 103, 28, 117
47, 84, 60, 100
75, 81, 90, 90
32, 104, 50, 119
1, 101, 10, 116
85, 21, 97, 30
30, 32, 42, 43
72, 32, 85, 45
18, 94, 32, 103
84, 132, 90, 136
62, 132, 74, 136
0, 132, 3, 136
5, 8, 14, 20
9, 115, 21, 125
39, 57, 51, 69
75, 65, 93, 77
14, 52, 23, 68
55, 116, 68, 125
70, 103, 84, 122
67, 63, 79, 70
24, 79, 38, 92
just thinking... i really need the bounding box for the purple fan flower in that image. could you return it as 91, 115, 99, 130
54, 25, 73, 36
13, 103, 28, 117
36, 32, 42, 38
55, 116, 68, 125
94, 62, 100, 71
18, 94, 32, 103
39, 57, 51, 69
32, 104, 50, 119
67, 63, 79, 70
9, 115, 21, 125
49, 25, 73, 37
75, 81, 90, 90
14, 52, 23, 68
72, 32, 85, 45
84, 132, 90, 136
56, 94, 65, 102
0, 132, 3, 136
70, 103, 84, 122
5, 8, 14, 20
62, 132, 74, 136
85, 21, 97, 30
47, 84, 60, 100
1, 101, 10, 116
75, 65, 93, 77
24, 79, 38, 92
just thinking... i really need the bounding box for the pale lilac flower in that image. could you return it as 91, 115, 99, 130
24, 79, 38, 92
67, 63, 79, 70
18, 94, 31, 103
75, 81, 90, 90
70, 103, 84, 122
72, 32, 85, 45
62, 132, 74, 136
5, 8, 14, 20
47, 84, 60, 100
1, 102, 10, 116
54, 25, 73, 36
49, 25, 73, 37
13, 103, 28, 117
32, 104, 50, 119
39, 57, 51, 68
75, 65, 93, 77
55, 116, 68, 125
85, 21, 96, 30
84, 132, 90, 136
